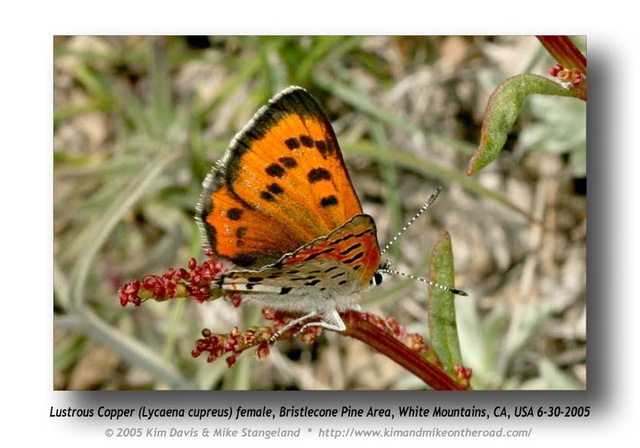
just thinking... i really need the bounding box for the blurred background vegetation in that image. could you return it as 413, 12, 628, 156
53, 35, 586, 390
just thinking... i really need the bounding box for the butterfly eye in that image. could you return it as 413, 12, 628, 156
370, 271, 384, 287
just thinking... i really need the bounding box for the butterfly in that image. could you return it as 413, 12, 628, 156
196, 86, 465, 341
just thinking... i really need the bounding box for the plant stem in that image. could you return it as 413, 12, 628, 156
342, 311, 468, 390
536, 36, 586, 74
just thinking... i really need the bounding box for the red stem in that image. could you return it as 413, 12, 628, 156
342, 310, 468, 390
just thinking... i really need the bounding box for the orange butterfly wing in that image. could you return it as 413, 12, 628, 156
197, 86, 364, 269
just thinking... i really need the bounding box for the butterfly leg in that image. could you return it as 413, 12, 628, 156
269, 311, 319, 343
298, 309, 346, 333
269, 309, 349, 343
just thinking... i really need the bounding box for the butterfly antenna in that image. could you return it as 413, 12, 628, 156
378, 186, 468, 296
380, 267, 468, 297
380, 186, 443, 256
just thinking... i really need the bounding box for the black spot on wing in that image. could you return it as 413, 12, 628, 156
339, 243, 361, 256
265, 163, 285, 178
235, 227, 247, 238
260, 191, 276, 202
342, 251, 365, 265
320, 195, 338, 207
315, 140, 327, 157
284, 138, 300, 150
304, 279, 322, 286
298, 247, 335, 262
279, 156, 297, 168
300, 134, 314, 148
267, 183, 284, 194
227, 208, 243, 220
307, 167, 332, 183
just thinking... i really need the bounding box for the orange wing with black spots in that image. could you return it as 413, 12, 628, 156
197, 86, 364, 269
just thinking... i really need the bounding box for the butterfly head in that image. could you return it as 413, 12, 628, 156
369, 259, 391, 287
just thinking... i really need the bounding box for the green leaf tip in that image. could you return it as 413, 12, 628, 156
468, 74, 580, 176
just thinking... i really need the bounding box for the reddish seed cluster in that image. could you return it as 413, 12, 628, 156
454, 365, 473, 388
454, 365, 473, 379
355, 311, 432, 355
548, 63, 564, 77
119, 279, 142, 306
549, 63, 584, 86
118, 257, 229, 306
190, 309, 331, 367
191, 325, 273, 367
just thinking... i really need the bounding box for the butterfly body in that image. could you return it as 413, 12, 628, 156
197, 86, 382, 335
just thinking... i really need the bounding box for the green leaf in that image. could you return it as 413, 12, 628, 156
427, 230, 463, 376
468, 74, 579, 175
